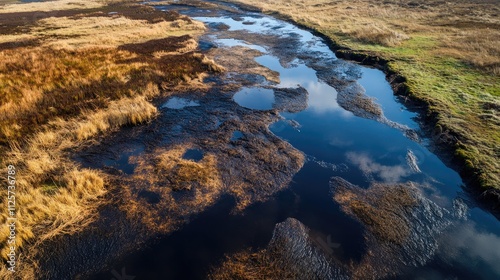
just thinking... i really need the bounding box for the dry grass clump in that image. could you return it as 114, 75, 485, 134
330, 177, 453, 279
223, 135, 305, 212
335, 183, 417, 244
0, 0, 223, 277
0, 163, 106, 257
0, 167, 105, 278
75, 95, 158, 140
153, 146, 221, 192
121, 145, 224, 232
0, 0, 104, 13
208, 249, 297, 280
440, 29, 500, 75
347, 23, 410, 47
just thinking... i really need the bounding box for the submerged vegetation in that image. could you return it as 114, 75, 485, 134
225, 0, 500, 196
0, 0, 498, 278
0, 0, 223, 277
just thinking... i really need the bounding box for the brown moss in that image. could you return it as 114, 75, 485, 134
334, 180, 417, 244
209, 249, 298, 280
118, 145, 224, 233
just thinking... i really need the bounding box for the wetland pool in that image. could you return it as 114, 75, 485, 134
85, 2, 500, 279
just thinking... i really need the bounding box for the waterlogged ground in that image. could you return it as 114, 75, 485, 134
40, 1, 500, 279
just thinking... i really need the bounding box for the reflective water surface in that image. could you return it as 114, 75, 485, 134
92, 2, 500, 279
161, 97, 200, 109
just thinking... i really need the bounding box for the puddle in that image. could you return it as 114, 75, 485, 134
182, 149, 204, 162
233, 87, 275, 110
102, 145, 144, 175
231, 130, 243, 141
161, 97, 200, 109
214, 38, 266, 52
138, 190, 161, 204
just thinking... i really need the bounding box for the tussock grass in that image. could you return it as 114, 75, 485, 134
227, 0, 500, 191
75, 95, 158, 140
0, 167, 105, 279
0, 0, 222, 277
0, 93, 158, 268
347, 23, 410, 47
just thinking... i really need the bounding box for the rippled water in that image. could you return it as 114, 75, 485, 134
91, 2, 500, 279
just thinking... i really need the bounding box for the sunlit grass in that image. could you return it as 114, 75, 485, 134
0, 0, 222, 276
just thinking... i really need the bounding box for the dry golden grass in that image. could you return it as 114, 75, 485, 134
0, 47, 145, 143
75, 95, 158, 140
0, 91, 158, 269
33, 15, 205, 50
0, 0, 221, 277
0, 0, 105, 13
